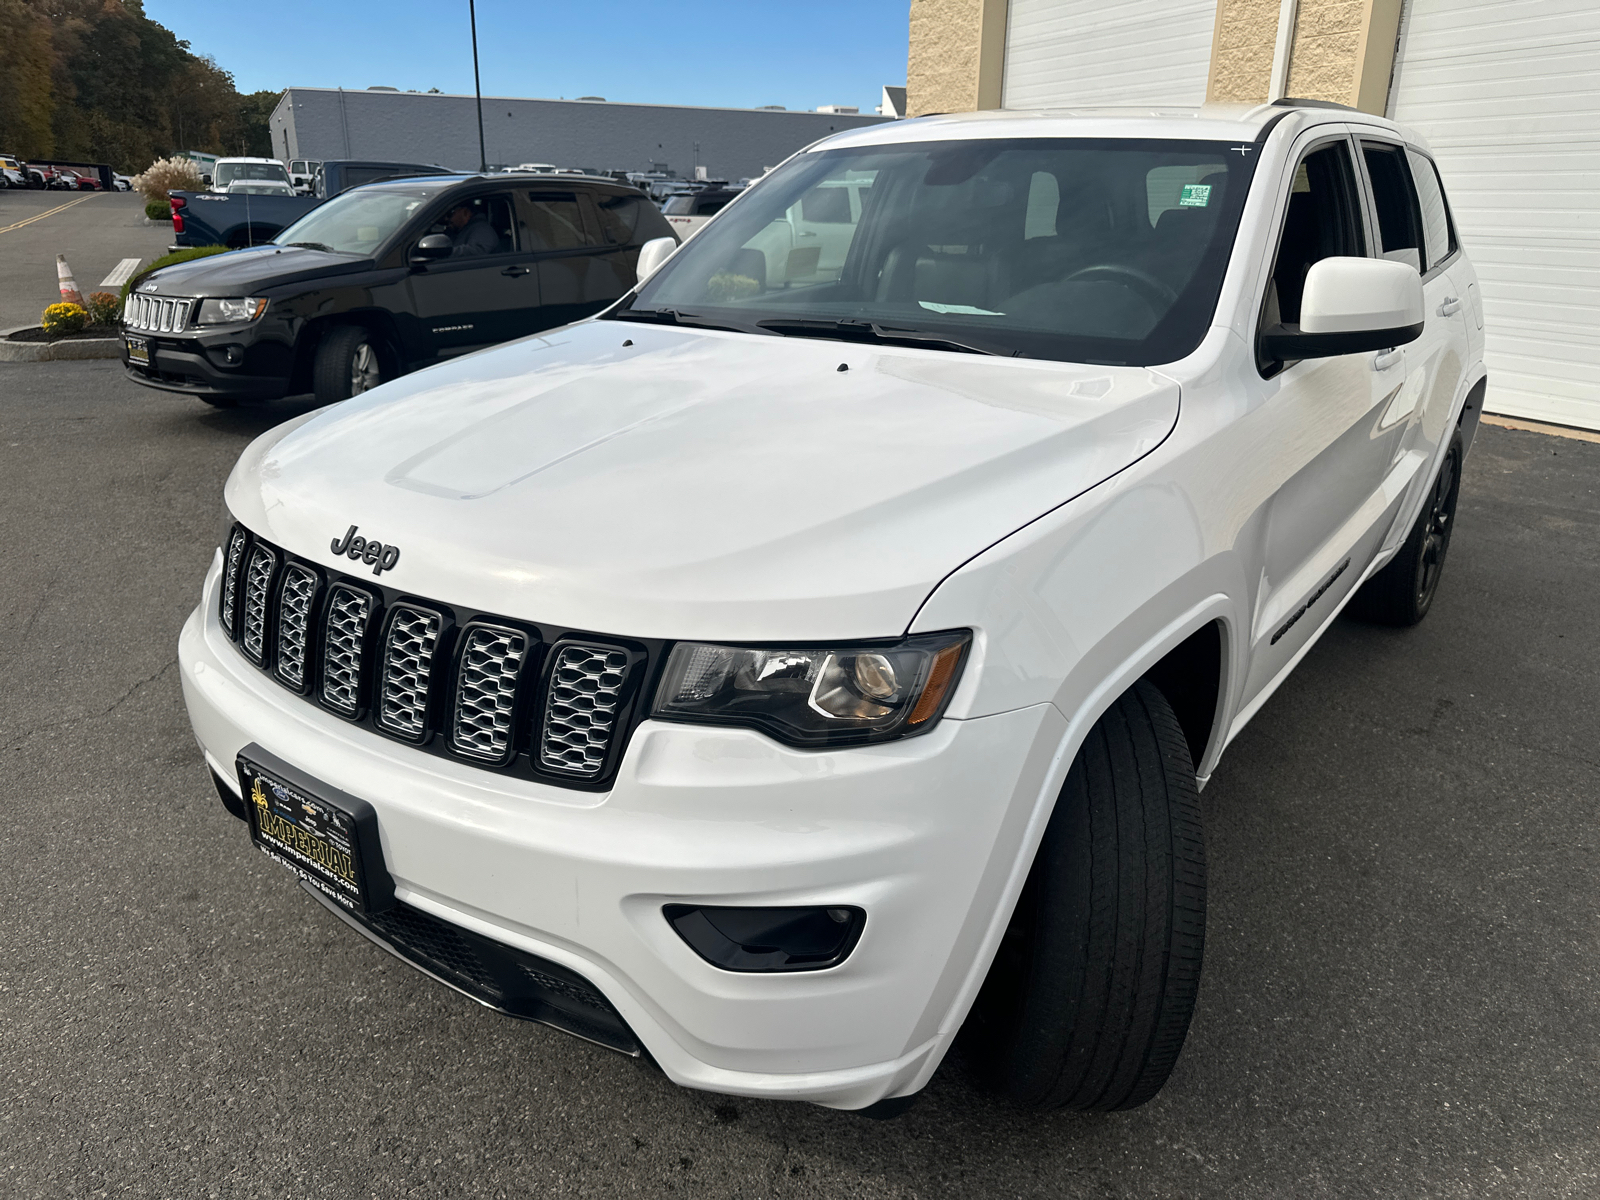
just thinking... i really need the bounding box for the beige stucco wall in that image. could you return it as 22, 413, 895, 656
909, 0, 1402, 118
1207, 0, 1283, 104
907, 0, 1008, 116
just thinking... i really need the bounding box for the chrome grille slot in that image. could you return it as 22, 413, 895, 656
377, 605, 441, 740
126, 295, 192, 332
539, 645, 630, 777
321, 584, 375, 716
240, 544, 278, 663
219, 526, 248, 638
451, 625, 528, 762
273, 563, 319, 689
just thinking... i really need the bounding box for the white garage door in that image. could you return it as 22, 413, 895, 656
1389, 0, 1600, 430
1003, 0, 1218, 109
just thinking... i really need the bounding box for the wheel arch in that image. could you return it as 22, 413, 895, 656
290, 309, 405, 394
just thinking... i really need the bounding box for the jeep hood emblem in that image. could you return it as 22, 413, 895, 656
330, 525, 400, 575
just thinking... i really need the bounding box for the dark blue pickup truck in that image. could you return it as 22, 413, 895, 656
171, 160, 453, 249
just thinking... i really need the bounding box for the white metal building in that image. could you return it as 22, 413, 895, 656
920, 0, 1600, 429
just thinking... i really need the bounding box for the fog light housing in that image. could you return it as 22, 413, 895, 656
207, 343, 245, 368
664, 904, 865, 972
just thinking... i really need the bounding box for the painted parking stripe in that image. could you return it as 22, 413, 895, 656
100, 257, 143, 288
0, 194, 96, 235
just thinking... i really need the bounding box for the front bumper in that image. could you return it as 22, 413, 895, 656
122, 322, 294, 401
178, 552, 1063, 1108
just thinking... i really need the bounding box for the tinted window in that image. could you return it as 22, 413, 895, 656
593, 193, 651, 244
424, 192, 517, 255
1406, 149, 1455, 270
662, 195, 695, 216
627, 138, 1260, 367
1265, 140, 1366, 329
525, 192, 591, 249
1362, 142, 1424, 272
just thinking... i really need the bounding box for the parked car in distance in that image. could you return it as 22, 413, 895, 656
226, 180, 297, 197
125, 174, 677, 404
113, 173, 133, 191
67, 169, 102, 191
210, 157, 293, 193
170, 160, 456, 249
176, 101, 1485, 1119
289, 159, 321, 193
661, 186, 742, 239
0, 157, 26, 188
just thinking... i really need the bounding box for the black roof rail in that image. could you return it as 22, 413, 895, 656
1271, 97, 1362, 113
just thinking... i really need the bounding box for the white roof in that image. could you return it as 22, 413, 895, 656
816, 102, 1404, 152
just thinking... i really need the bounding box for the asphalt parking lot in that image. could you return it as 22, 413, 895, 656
1, 358, 1597, 1198
0, 191, 172, 330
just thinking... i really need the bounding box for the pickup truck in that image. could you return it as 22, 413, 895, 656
171, 160, 453, 249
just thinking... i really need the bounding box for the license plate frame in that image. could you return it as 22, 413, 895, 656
125, 334, 149, 365
237, 745, 395, 915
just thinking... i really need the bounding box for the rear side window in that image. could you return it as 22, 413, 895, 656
662, 195, 694, 216
593, 193, 651, 244
1406, 149, 1456, 270
1361, 142, 1425, 273
524, 192, 591, 249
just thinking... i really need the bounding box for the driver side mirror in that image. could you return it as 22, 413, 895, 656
635, 236, 677, 285
1260, 257, 1425, 361
411, 233, 453, 263
201, 174, 212, 186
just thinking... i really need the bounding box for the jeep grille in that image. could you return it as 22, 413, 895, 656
215, 525, 645, 787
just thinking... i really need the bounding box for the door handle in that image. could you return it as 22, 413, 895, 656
1438, 296, 1461, 317
1372, 348, 1402, 371
501, 265, 531, 277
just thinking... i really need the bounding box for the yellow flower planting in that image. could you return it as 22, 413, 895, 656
42, 302, 89, 335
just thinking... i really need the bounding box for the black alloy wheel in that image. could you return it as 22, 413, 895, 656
1352, 433, 1463, 626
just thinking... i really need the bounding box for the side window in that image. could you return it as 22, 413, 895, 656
1406, 149, 1456, 270
1025, 171, 1059, 240
1361, 142, 1425, 272
524, 192, 591, 250
424, 192, 517, 255
592, 193, 649, 245
799, 184, 852, 223
1264, 140, 1366, 330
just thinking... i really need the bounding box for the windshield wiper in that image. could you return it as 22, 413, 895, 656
610, 307, 757, 334
755, 318, 1010, 357
283, 241, 338, 253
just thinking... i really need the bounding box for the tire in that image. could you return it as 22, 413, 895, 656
963, 680, 1206, 1111
312, 324, 387, 405
1351, 433, 1463, 627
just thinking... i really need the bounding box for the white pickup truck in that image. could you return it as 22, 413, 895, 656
181, 100, 1483, 1118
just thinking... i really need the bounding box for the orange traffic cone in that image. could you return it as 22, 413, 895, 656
57, 254, 84, 307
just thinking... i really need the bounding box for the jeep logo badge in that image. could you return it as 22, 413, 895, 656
330, 525, 400, 575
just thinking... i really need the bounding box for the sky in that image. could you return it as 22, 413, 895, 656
144, 0, 910, 115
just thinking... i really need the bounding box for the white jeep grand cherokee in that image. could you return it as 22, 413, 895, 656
180, 100, 1484, 1117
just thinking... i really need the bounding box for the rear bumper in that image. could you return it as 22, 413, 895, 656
179, 552, 1065, 1108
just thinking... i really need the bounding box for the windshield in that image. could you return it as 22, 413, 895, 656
214, 161, 291, 188
623, 138, 1257, 365
273, 186, 438, 256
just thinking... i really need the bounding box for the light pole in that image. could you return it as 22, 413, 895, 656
469, 0, 487, 173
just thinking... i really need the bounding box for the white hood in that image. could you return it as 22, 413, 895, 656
228, 321, 1178, 641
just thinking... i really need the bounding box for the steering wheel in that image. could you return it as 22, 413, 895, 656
1063, 263, 1179, 309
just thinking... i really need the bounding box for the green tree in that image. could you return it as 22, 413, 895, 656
0, 0, 57, 157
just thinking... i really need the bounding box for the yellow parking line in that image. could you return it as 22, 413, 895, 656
0, 193, 98, 235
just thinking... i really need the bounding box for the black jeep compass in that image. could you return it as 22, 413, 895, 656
122, 174, 676, 406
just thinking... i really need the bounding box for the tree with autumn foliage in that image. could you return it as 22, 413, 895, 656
0, 0, 279, 170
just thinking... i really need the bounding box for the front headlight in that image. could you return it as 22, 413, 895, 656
651, 630, 970, 747
196, 297, 267, 325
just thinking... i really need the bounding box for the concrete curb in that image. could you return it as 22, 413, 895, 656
0, 325, 123, 362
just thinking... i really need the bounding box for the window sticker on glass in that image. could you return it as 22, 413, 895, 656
919, 301, 1005, 316
1179, 184, 1212, 207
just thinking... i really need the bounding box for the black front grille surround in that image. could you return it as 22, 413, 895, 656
217, 525, 658, 790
